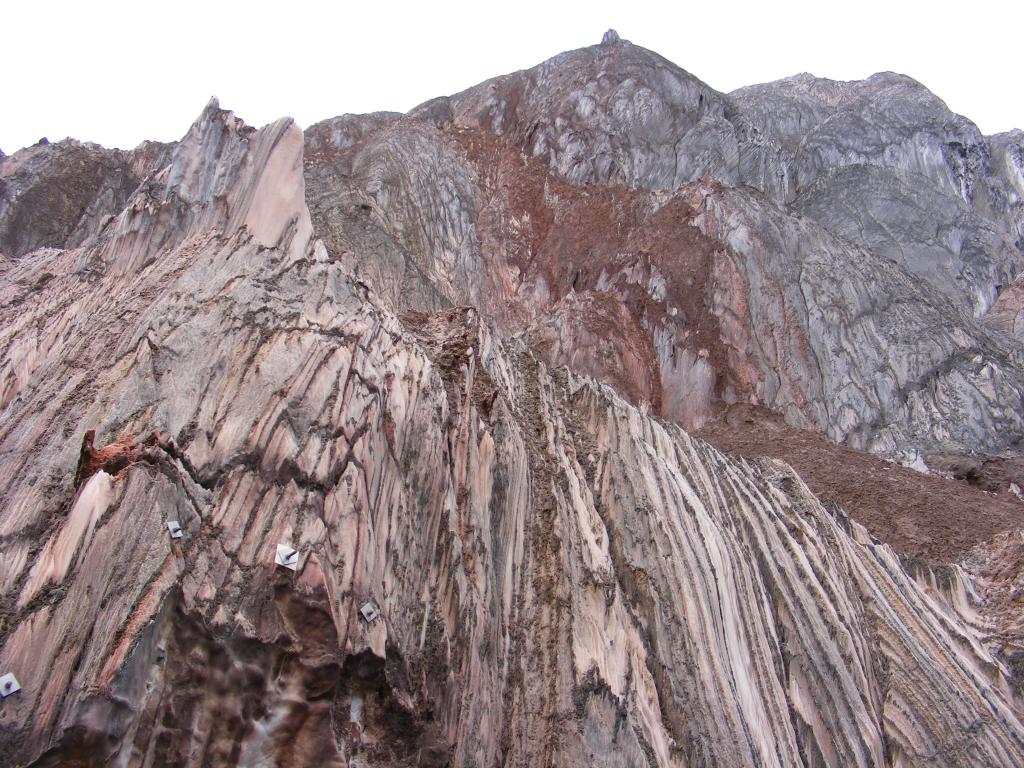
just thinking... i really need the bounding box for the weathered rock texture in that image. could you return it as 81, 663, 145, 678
0, 138, 173, 259
302, 37, 1024, 457
1, 34, 1024, 768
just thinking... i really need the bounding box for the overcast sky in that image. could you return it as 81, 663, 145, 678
2, 0, 1021, 153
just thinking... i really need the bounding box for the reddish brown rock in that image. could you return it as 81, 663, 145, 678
72, 430, 178, 488
697, 403, 1024, 564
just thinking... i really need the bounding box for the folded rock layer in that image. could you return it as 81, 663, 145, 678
1, 36, 1023, 768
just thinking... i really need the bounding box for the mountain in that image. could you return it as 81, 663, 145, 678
1, 32, 1023, 767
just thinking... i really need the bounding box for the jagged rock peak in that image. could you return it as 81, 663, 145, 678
189, 95, 258, 139
600, 28, 621, 44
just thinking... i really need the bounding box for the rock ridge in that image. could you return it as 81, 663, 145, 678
0, 38, 1023, 768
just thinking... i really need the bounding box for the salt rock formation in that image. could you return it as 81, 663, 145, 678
731, 72, 1024, 244
986, 273, 1024, 340
419, 37, 794, 200
304, 38, 1024, 455
0, 137, 173, 258
1, 36, 1024, 768
793, 164, 1022, 316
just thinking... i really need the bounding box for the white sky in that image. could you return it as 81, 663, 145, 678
2, 0, 1021, 153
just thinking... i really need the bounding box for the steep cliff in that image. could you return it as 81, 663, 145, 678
1, 34, 1024, 768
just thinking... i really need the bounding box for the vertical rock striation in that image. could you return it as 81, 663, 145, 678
0, 35, 1023, 768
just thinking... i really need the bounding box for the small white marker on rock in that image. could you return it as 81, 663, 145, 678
275, 543, 299, 571
360, 601, 379, 623
167, 521, 183, 539
0, 673, 20, 697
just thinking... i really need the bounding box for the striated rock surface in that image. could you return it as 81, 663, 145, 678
696, 404, 1024, 563
731, 73, 1024, 245
793, 164, 1023, 316
1, 35, 1024, 768
0, 138, 173, 259
304, 57, 1024, 455
428, 37, 793, 200
732, 73, 1024, 326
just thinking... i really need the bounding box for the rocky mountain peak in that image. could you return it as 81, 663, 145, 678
600, 27, 621, 44
1, 36, 1024, 768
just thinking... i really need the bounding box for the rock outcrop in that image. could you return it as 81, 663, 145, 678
303, 41, 1024, 456
0, 138, 173, 259
1, 35, 1023, 768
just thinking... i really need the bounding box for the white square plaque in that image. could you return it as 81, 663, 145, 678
275, 544, 299, 571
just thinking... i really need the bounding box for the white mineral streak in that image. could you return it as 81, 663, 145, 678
0, 99, 1021, 767
16, 470, 113, 607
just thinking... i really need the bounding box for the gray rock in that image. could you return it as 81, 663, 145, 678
732, 72, 1024, 248
428, 40, 792, 199
0, 138, 173, 258
691, 180, 1024, 455
794, 163, 1024, 317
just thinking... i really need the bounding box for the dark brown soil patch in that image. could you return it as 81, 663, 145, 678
697, 404, 1024, 564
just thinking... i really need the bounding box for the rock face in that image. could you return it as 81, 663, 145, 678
304, 38, 1024, 455
0, 138, 173, 259
1, 37, 1024, 768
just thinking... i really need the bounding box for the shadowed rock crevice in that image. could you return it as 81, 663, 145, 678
23, 598, 448, 768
